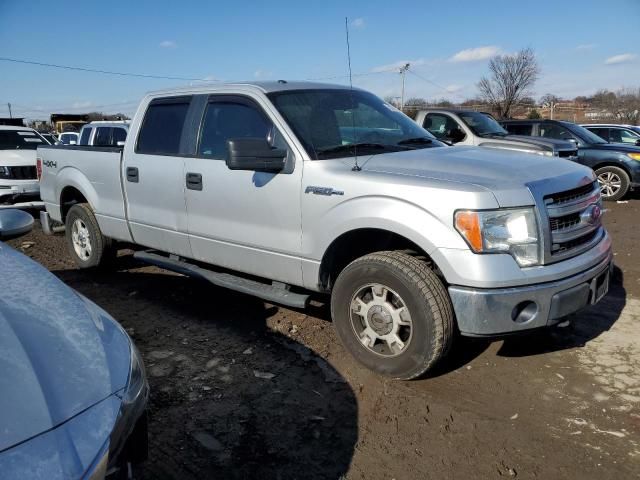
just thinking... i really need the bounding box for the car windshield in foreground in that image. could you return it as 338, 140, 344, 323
0, 130, 46, 150
458, 111, 508, 136
564, 123, 608, 144
268, 89, 444, 159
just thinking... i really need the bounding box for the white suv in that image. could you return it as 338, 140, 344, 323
0, 126, 46, 206
78, 121, 129, 147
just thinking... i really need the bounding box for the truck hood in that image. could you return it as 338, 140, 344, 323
0, 244, 130, 452
359, 146, 594, 205
0, 149, 37, 166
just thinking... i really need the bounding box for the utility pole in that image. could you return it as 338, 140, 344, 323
7, 103, 12, 119
399, 63, 410, 111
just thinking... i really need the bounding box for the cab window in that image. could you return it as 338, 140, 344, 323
198, 100, 282, 160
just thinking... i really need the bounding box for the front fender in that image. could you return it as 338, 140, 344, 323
304, 194, 467, 264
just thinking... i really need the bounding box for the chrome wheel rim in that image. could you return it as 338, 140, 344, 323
350, 283, 413, 357
71, 219, 92, 260
597, 171, 622, 198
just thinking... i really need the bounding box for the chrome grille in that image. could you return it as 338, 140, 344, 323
544, 181, 603, 260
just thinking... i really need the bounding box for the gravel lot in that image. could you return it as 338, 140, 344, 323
8, 195, 639, 480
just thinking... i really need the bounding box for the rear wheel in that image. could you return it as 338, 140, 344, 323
596, 166, 630, 201
65, 203, 115, 268
330, 251, 454, 380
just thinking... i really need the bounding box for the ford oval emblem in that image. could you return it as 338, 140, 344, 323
581, 204, 602, 225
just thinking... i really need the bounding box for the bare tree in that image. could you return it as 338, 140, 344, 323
477, 48, 540, 119
592, 88, 640, 124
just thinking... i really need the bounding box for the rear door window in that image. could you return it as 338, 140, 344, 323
136, 97, 191, 155
79, 127, 92, 145
113, 127, 127, 144
94, 127, 112, 146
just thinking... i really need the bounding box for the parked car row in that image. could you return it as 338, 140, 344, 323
410, 107, 640, 201
500, 119, 640, 201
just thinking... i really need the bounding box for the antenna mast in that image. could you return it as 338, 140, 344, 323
345, 17, 361, 172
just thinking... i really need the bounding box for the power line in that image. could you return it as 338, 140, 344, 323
408, 70, 466, 100
0, 57, 211, 81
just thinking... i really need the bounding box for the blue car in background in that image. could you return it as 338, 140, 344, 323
501, 119, 640, 201
0, 210, 148, 479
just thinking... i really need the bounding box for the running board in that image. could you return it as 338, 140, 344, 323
133, 250, 309, 309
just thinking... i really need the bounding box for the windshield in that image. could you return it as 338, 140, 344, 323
563, 122, 608, 144
0, 130, 47, 150
268, 89, 445, 159
458, 111, 508, 136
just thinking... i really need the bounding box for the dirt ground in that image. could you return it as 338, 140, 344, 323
8, 196, 640, 480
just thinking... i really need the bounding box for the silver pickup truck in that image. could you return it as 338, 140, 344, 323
38, 81, 612, 379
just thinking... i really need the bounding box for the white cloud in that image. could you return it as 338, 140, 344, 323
576, 44, 596, 50
350, 18, 365, 29
445, 84, 463, 93
159, 40, 177, 49
449, 46, 501, 63
71, 101, 93, 109
371, 58, 426, 73
604, 53, 637, 65
254, 69, 273, 79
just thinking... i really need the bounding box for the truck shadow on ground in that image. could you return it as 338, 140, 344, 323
54, 265, 358, 480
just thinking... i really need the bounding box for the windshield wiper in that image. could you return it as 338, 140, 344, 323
397, 137, 433, 145
317, 142, 391, 155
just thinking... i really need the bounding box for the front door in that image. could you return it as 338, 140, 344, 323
183, 94, 304, 284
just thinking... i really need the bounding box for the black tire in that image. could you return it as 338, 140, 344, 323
65, 203, 115, 268
330, 251, 454, 380
595, 166, 630, 201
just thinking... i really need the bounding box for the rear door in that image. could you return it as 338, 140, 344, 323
182, 94, 304, 283
122, 96, 193, 257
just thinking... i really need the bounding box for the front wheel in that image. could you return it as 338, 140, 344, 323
330, 251, 454, 380
596, 166, 630, 201
65, 203, 115, 268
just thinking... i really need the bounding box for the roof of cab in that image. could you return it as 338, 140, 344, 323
146, 80, 358, 97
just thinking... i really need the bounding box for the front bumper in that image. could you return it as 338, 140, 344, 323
450, 251, 613, 336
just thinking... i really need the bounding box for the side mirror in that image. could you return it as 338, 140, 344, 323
635, 139, 640, 147
0, 209, 34, 241
226, 138, 286, 173
448, 128, 465, 144
117, 141, 126, 147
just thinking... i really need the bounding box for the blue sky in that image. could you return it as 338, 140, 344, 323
1, 0, 638, 119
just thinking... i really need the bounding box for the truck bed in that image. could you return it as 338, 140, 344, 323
37, 145, 132, 242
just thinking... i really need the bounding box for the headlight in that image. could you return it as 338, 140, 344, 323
628, 153, 640, 161
455, 208, 540, 267
108, 341, 148, 470
0, 166, 10, 178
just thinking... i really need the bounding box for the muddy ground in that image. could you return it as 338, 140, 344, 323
8, 195, 640, 480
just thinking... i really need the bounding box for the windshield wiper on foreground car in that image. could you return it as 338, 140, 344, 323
478, 131, 508, 137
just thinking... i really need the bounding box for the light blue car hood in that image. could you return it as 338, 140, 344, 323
0, 243, 130, 452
